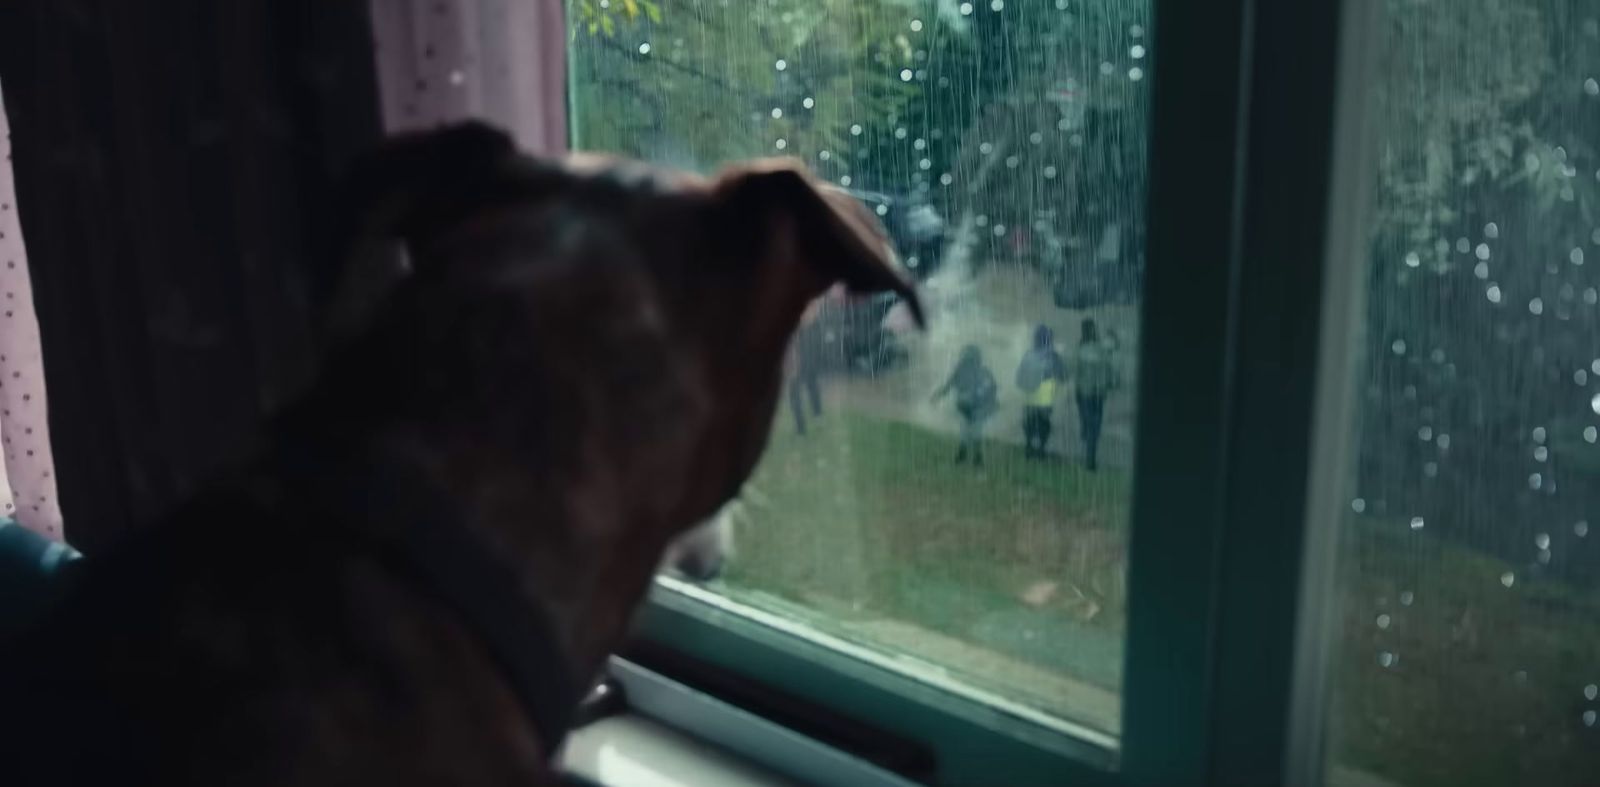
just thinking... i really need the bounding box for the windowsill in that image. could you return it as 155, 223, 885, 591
561, 715, 798, 787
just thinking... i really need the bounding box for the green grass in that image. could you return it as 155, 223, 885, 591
716, 409, 1600, 786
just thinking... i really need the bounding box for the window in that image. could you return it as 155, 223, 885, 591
1328, 1, 1600, 784
568, 0, 1150, 740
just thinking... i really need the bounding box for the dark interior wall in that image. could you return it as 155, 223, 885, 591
0, 2, 385, 552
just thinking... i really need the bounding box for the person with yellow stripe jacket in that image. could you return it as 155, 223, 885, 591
1015, 324, 1067, 460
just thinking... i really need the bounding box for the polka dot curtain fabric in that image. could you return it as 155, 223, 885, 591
0, 82, 62, 540
369, 0, 568, 156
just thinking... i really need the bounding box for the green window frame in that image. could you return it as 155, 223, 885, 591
562, 0, 1380, 784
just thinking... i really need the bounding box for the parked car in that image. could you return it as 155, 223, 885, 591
847, 189, 947, 279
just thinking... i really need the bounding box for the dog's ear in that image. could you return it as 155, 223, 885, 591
322, 121, 523, 342
713, 159, 926, 329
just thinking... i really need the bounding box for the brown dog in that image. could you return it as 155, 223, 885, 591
0, 122, 921, 786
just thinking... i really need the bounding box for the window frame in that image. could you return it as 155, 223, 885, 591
556, 0, 1380, 783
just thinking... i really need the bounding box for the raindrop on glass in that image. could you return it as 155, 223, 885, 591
1392, 339, 1407, 355
839, 175, 852, 186
895, 127, 908, 139
913, 138, 926, 150
771, 107, 783, 119
1587, 77, 1600, 96
1437, 433, 1451, 450
1535, 446, 1549, 462
1574, 248, 1587, 265
993, 224, 1007, 237
819, 150, 831, 161
1474, 261, 1489, 279
959, 2, 973, 15
638, 43, 652, 55
900, 69, 914, 82
1536, 533, 1551, 550
1399, 590, 1415, 606
1590, 288, 1600, 305
1577, 369, 1589, 386
1418, 426, 1433, 441
1378, 651, 1398, 668
1591, 393, 1600, 416
979, 141, 994, 154
1578, 521, 1591, 537
1486, 222, 1500, 239
1100, 61, 1115, 75
1005, 155, 1020, 168
1586, 710, 1597, 727
1131, 44, 1147, 59
1129, 67, 1144, 82
774, 138, 787, 150
1476, 243, 1491, 260
1423, 461, 1438, 478
1410, 517, 1426, 530
990, 0, 1004, 10
939, 173, 954, 186
1487, 284, 1503, 304
1405, 251, 1421, 268
1456, 237, 1471, 253
1585, 426, 1598, 444
1043, 165, 1058, 179
919, 158, 931, 170
1501, 571, 1517, 588
1376, 614, 1391, 629
1585, 684, 1598, 701
775, 59, 787, 71
875, 204, 889, 216
1530, 298, 1546, 316
1351, 498, 1367, 513
910, 19, 923, 31
1029, 131, 1043, 144
850, 124, 863, 136
1529, 473, 1543, 490
803, 97, 815, 109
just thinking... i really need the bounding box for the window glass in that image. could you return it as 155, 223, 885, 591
1330, 1, 1600, 784
568, 0, 1149, 733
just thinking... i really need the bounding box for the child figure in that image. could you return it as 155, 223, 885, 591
1015, 324, 1067, 459
931, 345, 999, 465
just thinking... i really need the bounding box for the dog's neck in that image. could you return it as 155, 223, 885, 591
269, 406, 675, 691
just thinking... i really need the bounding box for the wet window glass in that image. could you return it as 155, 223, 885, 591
1330, 1, 1600, 784
567, 0, 1149, 734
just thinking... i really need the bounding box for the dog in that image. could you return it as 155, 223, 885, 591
0, 121, 921, 786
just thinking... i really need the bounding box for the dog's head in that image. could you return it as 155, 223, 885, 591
322, 122, 921, 552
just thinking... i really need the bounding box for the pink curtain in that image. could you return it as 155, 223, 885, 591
369, 0, 568, 156
0, 81, 63, 540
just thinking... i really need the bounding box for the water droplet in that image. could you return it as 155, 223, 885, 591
839, 175, 852, 186
1423, 461, 1438, 478
900, 68, 914, 82
1352, 498, 1367, 513
959, 2, 973, 15
1378, 651, 1398, 668
990, 0, 1004, 10
1577, 369, 1589, 386
1539, 549, 1552, 564
1585, 684, 1598, 701
993, 224, 1006, 236
1410, 517, 1426, 530
1418, 425, 1433, 441
818, 150, 831, 161
1535, 446, 1549, 462
1005, 155, 1020, 168
1043, 165, 1058, 179
637, 42, 652, 55
1100, 61, 1115, 75
1392, 339, 1407, 355
1588, 77, 1599, 96
1586, 710, 1597, 727
1376, 614, 1391, 629
1585, 426, 1598, 444
1587, 288, 1599, 305
1536, 533, 1551, 550
1486, 222, 1500, 239
1501, 571, 1517, 588
1131, 44, 1147, 59
1534, 427, 1548, 444
1475, 243, 1491, 260
774, 138, 787, 150
1487, 284, 1503, 303
1405, 251, 1421, 268
1592, 393, 1600, 415
448, 70, 465, 86
1530, 297, 1545, 315
1131, 24, 1145, 37
1456, 237, 1471, 253
1577, 521, 1591, 537
1574, 248, 1587, 266
1129, 67, 1144, 82
895, 127, 908, 139
913, 138, 927, 150
939, 173, 954, 186
775, 59, 787, 71
910, 19, 923, 31
919, 158, 931, 170
1399, 590, 1415, 606
770, 107, 784, 119
850, 124, 863, 136
979, 141, 994, 155
1437, 434, 1451, 450
1529, 473, 1543, 490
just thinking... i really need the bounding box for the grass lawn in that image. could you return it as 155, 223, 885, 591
716, 408, 1600, 785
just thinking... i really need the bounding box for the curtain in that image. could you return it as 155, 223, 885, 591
369, 0, 568, 156
0, 81, 61, 540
